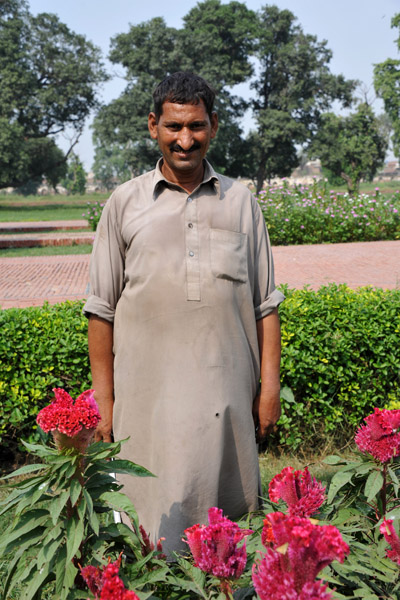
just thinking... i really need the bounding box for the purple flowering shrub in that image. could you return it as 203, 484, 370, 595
257, 181, 400, 245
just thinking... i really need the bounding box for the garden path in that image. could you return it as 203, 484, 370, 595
0, 239, 399, 309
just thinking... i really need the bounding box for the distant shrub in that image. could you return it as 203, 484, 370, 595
258, 181, 400, 245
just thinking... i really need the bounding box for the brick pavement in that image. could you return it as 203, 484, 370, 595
0, 240, 399, 309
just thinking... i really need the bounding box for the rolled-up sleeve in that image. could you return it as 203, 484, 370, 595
83, 194, 126, 322
251, 198, 285, 320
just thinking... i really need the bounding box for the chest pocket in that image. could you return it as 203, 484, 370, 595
210, 228, 248, 283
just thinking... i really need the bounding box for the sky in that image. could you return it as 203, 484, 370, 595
28, 0, 400, 169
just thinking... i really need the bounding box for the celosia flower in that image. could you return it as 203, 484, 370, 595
253, 512, 349, 597
355, 408, 400, 463
184, 507, 253, 579
37, 388, 101, 437
252, 550, 333, 599
268, 466, 326, 517
81, 557, 139, 600
380, 519, 400, 565
139, 525, 166, 559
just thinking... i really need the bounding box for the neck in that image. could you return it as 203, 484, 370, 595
161, 161, 204, 194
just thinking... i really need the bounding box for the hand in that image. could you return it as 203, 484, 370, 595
93, 392, 114, 443
252, 390, 281, 444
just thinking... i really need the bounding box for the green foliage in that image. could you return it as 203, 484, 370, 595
82, 199, 106, 231
0, 438, 154, 600
62, 154, 87, 195
0, 0, 107, 189
93, 1, 354, 185
258, 181, 400, 245
374, 13, 400, 159
321, 453, 400, 597
0, 302, 90, 450
311, 103, 388, 193
276, 285, 400, 451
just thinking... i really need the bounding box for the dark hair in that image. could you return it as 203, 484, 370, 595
152, 72, 216, 121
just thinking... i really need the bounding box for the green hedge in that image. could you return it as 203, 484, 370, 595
0, 301, 90, 450
1, 286, 399, 452
277, 284, 400, 450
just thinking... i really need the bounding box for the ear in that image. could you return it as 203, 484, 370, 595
148, 112, 158, 139
210, 111, 218, 139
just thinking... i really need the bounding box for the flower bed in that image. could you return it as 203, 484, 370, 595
257, 181, 400, 245
0, 395, 399, 598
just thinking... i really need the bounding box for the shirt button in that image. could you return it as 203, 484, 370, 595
187, 197, 192, 202
188, 222, 193, 228
189, 251, 194, 257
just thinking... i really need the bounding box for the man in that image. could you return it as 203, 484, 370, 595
84, 72, 284, 556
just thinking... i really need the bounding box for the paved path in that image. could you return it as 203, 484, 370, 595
1, 240, 399, 309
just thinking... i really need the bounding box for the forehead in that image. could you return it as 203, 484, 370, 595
159, 100, 210, 123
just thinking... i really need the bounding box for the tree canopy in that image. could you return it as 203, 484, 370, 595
374, 13, 400, 159
93, 0, 355, 189
310, 103, 388, 193
0, 0, 107, 189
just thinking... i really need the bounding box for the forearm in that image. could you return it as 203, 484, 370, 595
253, 308, 282, 441
88, 314, 114, 441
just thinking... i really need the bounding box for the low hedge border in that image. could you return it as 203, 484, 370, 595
1, 285, 399, 452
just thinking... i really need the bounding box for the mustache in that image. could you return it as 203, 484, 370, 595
170, 143, 201, 153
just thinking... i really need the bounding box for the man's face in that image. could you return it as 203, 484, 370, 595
148, 100, 218, 183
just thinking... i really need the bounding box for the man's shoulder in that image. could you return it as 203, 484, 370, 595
214, 171, 256, 205
112, 169, 156, 197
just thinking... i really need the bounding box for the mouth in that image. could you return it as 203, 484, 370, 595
171, 145, 200, 158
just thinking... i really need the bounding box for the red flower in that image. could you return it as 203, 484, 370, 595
380, 519, 400, 565
37, 388, 101, 438
355, 408, 400, 463
253, 512, 349, 597
184, 507, 253, 580
269, 466, 326, 517
81, 557, 139, 600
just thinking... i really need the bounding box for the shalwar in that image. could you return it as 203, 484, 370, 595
84, 159, 284, 555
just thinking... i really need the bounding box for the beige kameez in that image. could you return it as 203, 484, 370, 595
84, 160, 284, 555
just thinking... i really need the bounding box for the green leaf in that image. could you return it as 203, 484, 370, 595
99, 459, 155, 478
50, 489, 70, 525
70, 478, 83, 507
0, 509, 49, 553
99, 491, 139, 529
0, 525, 47, 556
327, 471, 354, 504
174, 558, 208, 599
66, 514, 85, 563
60, 560, 78, 600
364, 470, 384, 502
322, 455, 344, 465
88, 507, 100, 536
1, 463, 46, 480
0, 545, 25, 599
21, 554, 55, 600
279, 386, 294, 403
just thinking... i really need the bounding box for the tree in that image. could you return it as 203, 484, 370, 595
0, 0, 107, 189
374, 13, 400, 159
310, 103, 388, 193
246, 5, 355, 192
62, 154, 87, 195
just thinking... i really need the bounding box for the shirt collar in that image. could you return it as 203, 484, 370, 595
152, 158, 220, 200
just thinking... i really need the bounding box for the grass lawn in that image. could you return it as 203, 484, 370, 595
0, 193, 108, 222
0, 244, 93, 257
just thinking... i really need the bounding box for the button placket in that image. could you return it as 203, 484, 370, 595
185, 195, 200, 301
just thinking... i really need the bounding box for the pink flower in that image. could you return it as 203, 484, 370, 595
253, 512, 349, 596
81, 557, 139, 600
184, 507, 253, 579
355, 408, 400, 463
37, 388, 101, 438
252, 551, 333, 599
380, 519, 400, 565
268, 466, 326, 517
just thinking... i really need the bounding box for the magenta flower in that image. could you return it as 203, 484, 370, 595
184, 507, 253, 580
37, 388, 101, 452
37, 388, 100, 437
252, 551, 333, 599
380, 519, 400, 565
253, 512, 349, 597
355, 408, 400, 463
81, 557, 139, 599
268, 466, 326, 517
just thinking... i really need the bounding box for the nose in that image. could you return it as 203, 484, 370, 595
177, 127, 194, 150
